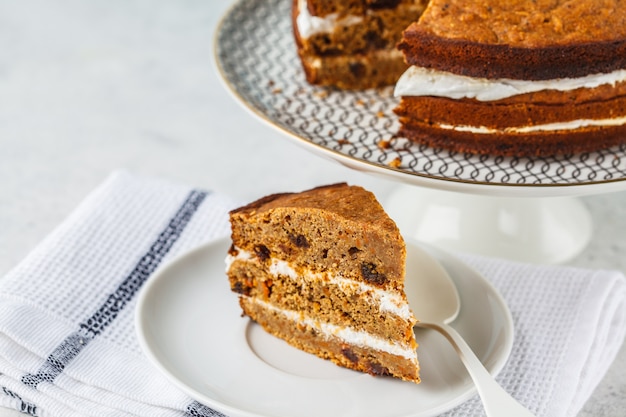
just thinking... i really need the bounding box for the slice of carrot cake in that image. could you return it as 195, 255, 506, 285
225, 183, 420, 383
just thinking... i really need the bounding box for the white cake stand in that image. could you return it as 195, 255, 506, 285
214, 0, 626, 264
383, 186, 593, 264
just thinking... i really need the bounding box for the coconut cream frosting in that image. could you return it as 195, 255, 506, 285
295, 0, 363, 38
436, 116, 626, 134
395, 66, 626, 101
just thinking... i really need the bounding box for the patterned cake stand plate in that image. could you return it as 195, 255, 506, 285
213, 0, 626, 263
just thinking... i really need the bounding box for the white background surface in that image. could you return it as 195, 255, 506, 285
0, 0, 624, 416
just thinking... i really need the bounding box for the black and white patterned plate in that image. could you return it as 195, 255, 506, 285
214, 0, 626, 196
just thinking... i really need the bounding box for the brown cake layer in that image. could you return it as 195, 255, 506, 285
296, 8, 420, 56
395, 84, 626, 130
418, 0, 626, 46
397, 121, 626, 157
298, 51, 407, 89
399, 0, 626, 80
398, 31, 626, 81
229, 183, 406, 291
307, 0, 420, 17
293, 0, 426, 89
240, 296, 420, 383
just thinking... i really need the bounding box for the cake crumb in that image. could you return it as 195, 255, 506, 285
378, 139, 392, 149
388, 157, 402, 168
314, 90, 329, 99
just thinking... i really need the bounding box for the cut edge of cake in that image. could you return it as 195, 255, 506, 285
292, 0, 427, 89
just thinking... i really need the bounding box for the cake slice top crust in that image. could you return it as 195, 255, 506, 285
231, 183, 397, 227
229, 183, 406, 291
399, 0, 626, 80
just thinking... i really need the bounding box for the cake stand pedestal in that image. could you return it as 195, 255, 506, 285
383, 184, 593, 264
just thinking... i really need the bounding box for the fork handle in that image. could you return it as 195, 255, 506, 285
426, 322, 536, 417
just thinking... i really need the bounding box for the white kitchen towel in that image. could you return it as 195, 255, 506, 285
0, 171, 624, 417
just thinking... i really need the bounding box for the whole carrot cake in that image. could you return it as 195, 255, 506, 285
292, 0, 626, 156
225, 183, 420, 383
394, 0, 626, 157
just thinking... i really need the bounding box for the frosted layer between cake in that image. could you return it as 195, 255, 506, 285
436, 116, 626, 135
226, 249, 417, 362
295, 0, 363, 38
395, 66, 626, 101
226, 248, 414, 320
246, 298, 418, 361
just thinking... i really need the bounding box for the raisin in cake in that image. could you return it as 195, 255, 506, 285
394, 0, 626, 156
225, 183, 420, 383
293, 0, 427, 89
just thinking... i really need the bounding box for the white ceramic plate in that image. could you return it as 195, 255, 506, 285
136, 237, 513, 417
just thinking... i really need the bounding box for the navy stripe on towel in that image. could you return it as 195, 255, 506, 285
2, 386, 38, 416
21, 190, 207, 389
185, 400, 227, 417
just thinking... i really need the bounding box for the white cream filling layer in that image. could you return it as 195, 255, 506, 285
394, 66, 626, 101
296, 0, 363, 38
225, 248, 413, 320
438, 116, 626, 134
248, 297, 417, 361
